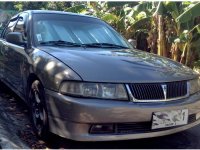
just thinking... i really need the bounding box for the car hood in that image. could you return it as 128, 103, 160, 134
39, 46, 198, 83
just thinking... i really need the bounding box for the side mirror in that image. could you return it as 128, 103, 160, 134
128, 39, 137, 48
6, 32, 26, 46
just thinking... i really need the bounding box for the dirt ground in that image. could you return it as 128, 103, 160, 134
1, 81, 200, 149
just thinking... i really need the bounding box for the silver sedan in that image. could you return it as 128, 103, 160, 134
0, 10, 200, 141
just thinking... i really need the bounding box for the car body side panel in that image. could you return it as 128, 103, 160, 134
0, 39, 29, 100
2, 42, 26, 94
26, 49, 82, 92
0, 41, 82, 101
0, 39, 6, 79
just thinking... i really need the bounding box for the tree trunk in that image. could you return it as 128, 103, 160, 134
180, 43, 187, 64
147, 16, 158, 54
171, 43, 181, 61
185, 44, 192, 67
157, 15, 168, 57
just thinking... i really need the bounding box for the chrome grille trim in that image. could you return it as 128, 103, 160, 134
126, 82, 189, 102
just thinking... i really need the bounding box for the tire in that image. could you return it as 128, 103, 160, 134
28, 80, 49, 139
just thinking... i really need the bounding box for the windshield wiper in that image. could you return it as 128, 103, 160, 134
39, 41, 129, 49
39, 40, 81, 47
82, 43, 129, 49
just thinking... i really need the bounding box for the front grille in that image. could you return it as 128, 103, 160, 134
116, 122, 151, 134
116, 114, 196, 134
129, 81, 188, 101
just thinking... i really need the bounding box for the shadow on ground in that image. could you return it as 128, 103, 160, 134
0, 81, 199, 149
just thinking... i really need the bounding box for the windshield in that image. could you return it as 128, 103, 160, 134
32, 13, 131, 49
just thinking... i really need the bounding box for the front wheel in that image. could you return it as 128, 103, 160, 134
28, 80, 49, 139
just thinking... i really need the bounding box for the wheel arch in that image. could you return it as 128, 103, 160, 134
26, 73, 44, 102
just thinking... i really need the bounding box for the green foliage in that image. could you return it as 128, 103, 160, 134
0, 2, 72, 12
176, 2, 200, 24
153, 2, 166, 16
101, 13, 118, 24
46, 2, 71, 11
65, 4, 86, 13
133, 2, 153, 13
107, 2, 138, 8
165, 2, 180, 19
0, 2, 16, 10
13, 2, 47, 11
131, 17, 151, 29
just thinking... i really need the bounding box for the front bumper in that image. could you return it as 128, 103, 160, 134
45, 89, 200, 141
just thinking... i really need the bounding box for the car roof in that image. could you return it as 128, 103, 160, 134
24, 10, 98, 19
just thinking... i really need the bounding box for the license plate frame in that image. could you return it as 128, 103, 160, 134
152, 109, 188, 130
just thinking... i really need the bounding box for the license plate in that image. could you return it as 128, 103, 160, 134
152, 109, 188, 130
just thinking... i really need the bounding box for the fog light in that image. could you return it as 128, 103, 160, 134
90, 124, 114, 134
196, 112, 200, 120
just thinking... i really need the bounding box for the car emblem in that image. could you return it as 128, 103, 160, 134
161, 84, 167, 100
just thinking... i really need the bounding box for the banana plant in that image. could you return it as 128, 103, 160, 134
153, 2, 169, 57
175, 2, 200, 67
65, 4, 87, 14
151, 1, 200, 67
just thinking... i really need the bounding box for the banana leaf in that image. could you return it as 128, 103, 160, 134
188, 24, 200, 33
124, 7, 133, 15
165, 2, 180, 19
65, 4, 87, 13
136, 11, 147, 20
116, 16, 125, 32
180, 19, 194, 31
126, 15, 135, 24
176, 2, 200, 23
191, 37, 200, 50
131, 17, 151, 30
107, 2, 138, 8
133, 2, 152, 12
182, 1, 193, 6
101, 13, 119, 24
132, 2, 153, 18
153, 1, 167, 16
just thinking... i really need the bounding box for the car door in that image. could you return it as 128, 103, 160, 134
0, 16, 18, 80
1, 13, 29, 95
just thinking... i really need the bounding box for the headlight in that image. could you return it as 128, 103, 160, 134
60, 81, 128, 100
189, 78, 200, 95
